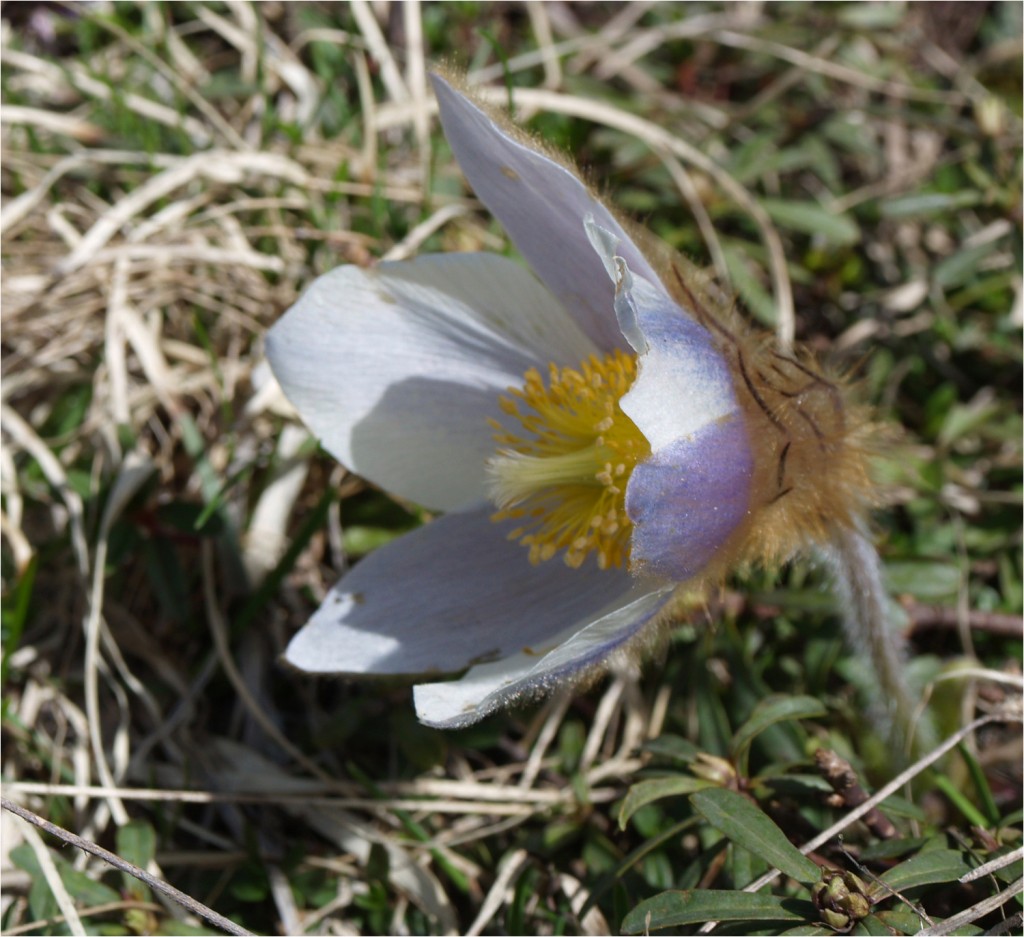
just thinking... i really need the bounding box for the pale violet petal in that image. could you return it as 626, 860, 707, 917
413, 586, 672, 728
626, 417, 753, 580
432, 74, 659, 353
284, 506, 638, 677
586, 219, 753, 580
585, 219, 739, 451
266, 252, 597, 511
584, 219, 646, 353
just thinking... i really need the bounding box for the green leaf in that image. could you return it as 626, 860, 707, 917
879, 191, 984, 218
934, 241, 1003, 290
721, 240, 778, 328
877, 848, 974, 892
872, 908, 941, 935
642, 734, 701, 766
957, 743, 1001, 826
690, 788, 821, 885
859, 836, 931, 862
116, 821, 156, 900
11, 842, 122, 907
621, 889, 813, 933
143, 537, 190, 624
619, 776, 715, 829
581, 818, 699, 920
728, 837, 761, 891
730, 695, 827, 769
932, 773, 993, 828
937, 396, 1002, 449
853, 913, 907, 935
156, 500, 226, 536
342, 524, 410, 556
884, 560, 960, 601
760, 198, 860, 245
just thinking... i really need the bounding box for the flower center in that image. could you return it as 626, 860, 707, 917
487, 349, 649, 569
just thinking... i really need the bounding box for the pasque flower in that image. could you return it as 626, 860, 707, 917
267, 76, 880, 729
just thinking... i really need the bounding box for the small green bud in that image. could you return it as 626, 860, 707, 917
812, 869, 873, 931
690, 753, 736, 786
821, 908, 851, 930
845, 891, 871, 919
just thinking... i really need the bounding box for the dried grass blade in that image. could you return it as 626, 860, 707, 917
0, 104, 103, 143
0, 405, 89, 577
56, 153, 307, 277
83, 452, 156, 828
465, 848, 530, 936
350, 0, 409, 103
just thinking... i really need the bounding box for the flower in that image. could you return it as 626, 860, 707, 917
266, 75, 869, 728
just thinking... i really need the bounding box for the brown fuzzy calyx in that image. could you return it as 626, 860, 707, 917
657, 249, 880, 574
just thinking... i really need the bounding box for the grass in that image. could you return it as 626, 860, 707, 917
1, 2, 1021, 935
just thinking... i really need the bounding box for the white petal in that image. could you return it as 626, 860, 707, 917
585, 220, 739, 451
266, 252, 596, 511
432, 74, 660, 354
284, 505, 639, 677
413, 586, 672, 728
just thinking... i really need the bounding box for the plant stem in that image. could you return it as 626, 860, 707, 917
821, 522, 933, 760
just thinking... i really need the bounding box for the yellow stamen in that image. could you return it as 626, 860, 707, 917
487, 349, 649, 569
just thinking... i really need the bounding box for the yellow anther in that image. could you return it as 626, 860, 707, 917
487, 348, 648, 569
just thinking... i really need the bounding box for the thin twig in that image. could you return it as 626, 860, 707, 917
906, 604, 1024, 638
3, 780, 599, 815
961, 845, 1024, 883
917, 876, 1024, 936
815, 749, 897, 839
4, 778, 615, 807
1, 799, 254, 937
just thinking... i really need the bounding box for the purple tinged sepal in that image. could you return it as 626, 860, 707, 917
627, 418, 753, 580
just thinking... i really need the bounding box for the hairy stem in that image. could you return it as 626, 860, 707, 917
821, 522, 933, 760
